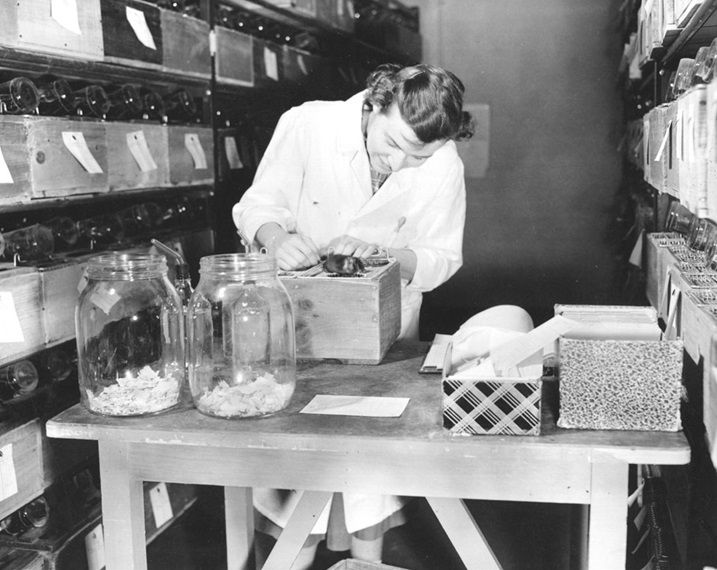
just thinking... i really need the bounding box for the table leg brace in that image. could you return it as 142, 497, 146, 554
588, 459, 629, 570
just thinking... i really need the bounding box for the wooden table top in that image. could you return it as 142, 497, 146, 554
46, 341, 691, 466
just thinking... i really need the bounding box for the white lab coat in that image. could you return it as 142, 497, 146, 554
232, 92, 467, 533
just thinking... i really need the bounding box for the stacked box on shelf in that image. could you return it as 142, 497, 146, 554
254, 38, 283, 88
707, 78, 717, 221
0, 117, 108, 205
0, 0, 103, 61
165, 125, 214, 186
648, 106, 667, 192
215, 27, 255, 87
105, 122, 170, 192
0, 268, 43, 365
677, 86, 709, 216
664, 102, 679, 198
160, 9, 211, 79
101, 0, 163, 70
280, 46, 335, 96
317, 0, 356, 32
38, 257, 88, 346
0, 420, 44, 522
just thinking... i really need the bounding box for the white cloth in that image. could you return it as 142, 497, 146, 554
233, 92, 467, 534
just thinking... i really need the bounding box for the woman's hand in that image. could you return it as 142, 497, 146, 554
272, 232, 321, 270
326, 235, 382, 258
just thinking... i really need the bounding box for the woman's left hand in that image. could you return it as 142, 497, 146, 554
325, 235, 382, 258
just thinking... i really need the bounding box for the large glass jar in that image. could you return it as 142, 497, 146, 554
75, 253, 184, 416
188, 253, 295, 418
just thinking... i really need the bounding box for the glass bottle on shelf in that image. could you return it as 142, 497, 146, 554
687, 218, 717, 251
77, 214, 125, 248
34, 347, 74, 384
141, 89, 167, 123
76, 253, 184, 416
0, 223, 55, 262
0, 360, 40, 400
36, 77, 76, 116
0, 496, 50, 536
187, 253, 295, 419
163, 88, 198, 123
664, 201, 695, 236
45, 216, 80, 251
107, 84, 145, 121
667, 58, 696, 101
0, 77, 40, 114
72, 85, 111, 119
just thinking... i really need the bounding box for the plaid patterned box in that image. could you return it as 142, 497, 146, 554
441, 341, 542, 436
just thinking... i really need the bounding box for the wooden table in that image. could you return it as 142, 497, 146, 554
46, 342, 691, 570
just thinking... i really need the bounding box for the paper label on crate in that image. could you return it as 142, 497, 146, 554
654, 121, 671, 162
126, 6, 157, 50
0, 147, 13, 184
0, 292, 24, 343
628, 229, 644, 268
184, 134, 208, 170
85, 522, 106, 570
77, 271, 89, 293
337, 0, 345, 17
301, 395, 409, 417
664, 281, 681, 340
52, 0, 81, 34
0, 444, 18, 501
62, 132, 103, 174
297, 54, 308, 76
127, 130, 158, 172
264, 47, 279, 81
149, 482, 174, 528
224, 136, 244, 169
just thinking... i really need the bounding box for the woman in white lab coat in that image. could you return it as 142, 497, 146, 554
233, 63, 474, 567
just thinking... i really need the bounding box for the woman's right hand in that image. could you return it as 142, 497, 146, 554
271, 232, 321, 270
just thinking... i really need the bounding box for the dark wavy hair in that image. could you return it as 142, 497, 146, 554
364, 63, 475, 143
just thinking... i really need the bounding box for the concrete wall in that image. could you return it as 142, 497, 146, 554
409, 0, 626, 334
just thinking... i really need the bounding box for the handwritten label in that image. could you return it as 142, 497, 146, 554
297, 54, 308, 76
264, 47, 279, 81
224, 136, 243, 170
0, 444, 18, 501
184, 134, 208, 170
52, 0, 81, 34
654, 120, 671, 162
84, 523, 106, 570
89, 283, 121, 315
126, 6, 157, 50
0, 147, 14, 183
127, 130, 157, 172
149, 482, 173, 528
62, 132, 103, 174
0, 292, 24, 343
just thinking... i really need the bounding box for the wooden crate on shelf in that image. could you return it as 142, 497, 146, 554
215, 27, 254, 87
0, 0, 103, 61
0, 116, 108, 205
101, 0, 163, 69
0, 420, 44, 523
160, 9, 211, 79
0, 268, 43, 365
39, 259, 87, 346
253, 38, 283, 88
165, 125, 214, 186
105, 122, 170, 192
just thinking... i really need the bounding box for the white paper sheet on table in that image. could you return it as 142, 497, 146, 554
300, 395, 409, 417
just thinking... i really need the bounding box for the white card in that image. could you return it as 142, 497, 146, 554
85, 523, 106, 570
51, 0, 81, 34
0, 146, 14, 184
264, 47, 279, 81
127, 130, 157, 172
0, 292, 24, 343
184, 134, 208, 170
297, 54, 308, 76
89, 284, 121, 315
0, 444, 18, 501
224, 136, 243, 170
301, 395, 409, 417
654, 121, 671, 162
126, 6, 157, 50
62, 132, 103, 174
149, 482, 173, 528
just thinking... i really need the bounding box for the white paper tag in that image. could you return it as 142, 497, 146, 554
184, 134, 208, 170
127, 131, 158, 172
149, 483, 174, 528
77, 271, 89, 294
628, 229, 644, 268
654, 120, 671, 162
224, 136, 243, 170
0, 292, 24, 343
126, 6, 157, 50
264, 47, 279, 81
0, 444, 18, 501
85, 523, 106, 570
297, 54, 308, 76
89, 284, 121, 315
336, 0, 345, 17
52, 0, 82, 34
0, 147, 14, 184
301, 395, 409, 417
62, 132, 103, 174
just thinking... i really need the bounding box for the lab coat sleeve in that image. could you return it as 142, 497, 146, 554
408, 158, 466, 292
232, 106, 308, 244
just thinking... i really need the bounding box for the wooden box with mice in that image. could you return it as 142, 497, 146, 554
279, 259, 401, 364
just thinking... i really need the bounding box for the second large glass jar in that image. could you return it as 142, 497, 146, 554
187, 253, 296, 418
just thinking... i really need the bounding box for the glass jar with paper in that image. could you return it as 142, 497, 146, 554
75, 253, 184, 416
187, 253, 295, 418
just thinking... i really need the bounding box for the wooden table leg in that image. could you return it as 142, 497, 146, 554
588, 459, 629, 570
98, 441, 147, 570
262, 490, 332, 570
226, 487, 254, 570
426, 497, 502, 570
